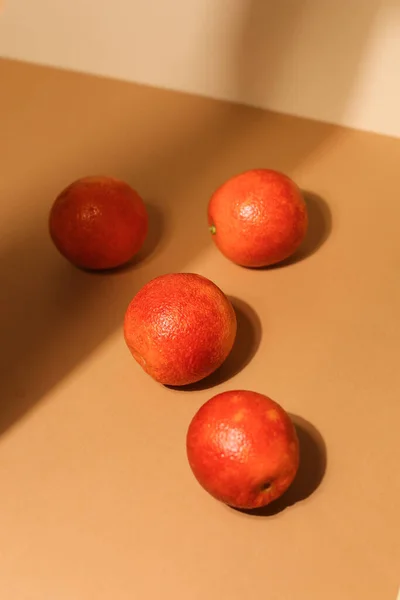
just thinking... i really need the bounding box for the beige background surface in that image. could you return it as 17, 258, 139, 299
1, 0, 400, 137
1, 58, 399, 599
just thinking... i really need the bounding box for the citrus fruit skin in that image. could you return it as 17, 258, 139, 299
208, 168, 308, 268
123, 273, 237, 386
49, 176, 148, 270
186, 390, 300, 510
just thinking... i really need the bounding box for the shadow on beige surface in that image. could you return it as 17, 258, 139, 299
234, 415, 327, 517
297, 193, 332, 263
263, 191, 332, 270
167, 297, 262, 392
85, 202, 166, 274
0, 0, 379, 436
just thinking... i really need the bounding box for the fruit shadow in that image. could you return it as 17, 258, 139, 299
128, 202, 166, 268
232, 415, 327, 517
257, 191, 332, 270
79, 201, 166, 275
166, 297, 262, 392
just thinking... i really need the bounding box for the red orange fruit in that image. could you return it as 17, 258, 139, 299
208, 168, 308, 267
49, 175, 148, 270
124, 273, 237, 386
186, 390, 300, 509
